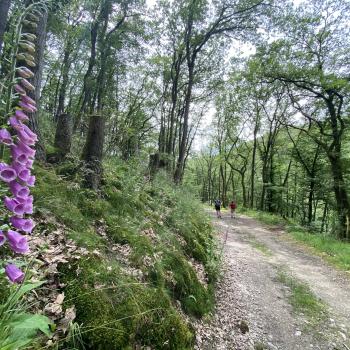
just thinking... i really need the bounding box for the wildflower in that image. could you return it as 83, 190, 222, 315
15, 110, 29, 121
12, 163, 31, 182
0, 232, 6, 246
10, 217, 35, 234
22, 94, 36, 106
26, 175, 35, 187
14, 84, 26, 95
6, 230, 29, 253
20, 78, 35, 91
9, 181, 30, 198
0, 163, 17, 183
17, 66, 34, 79
16, 141, 36, 158
18, 100, 36, 113
4, 197, 26, 216
5, 264, 24, 283
11, 145, 29, 165
0, 129, 13, 145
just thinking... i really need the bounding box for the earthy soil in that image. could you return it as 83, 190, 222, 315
194, 212, 350, 350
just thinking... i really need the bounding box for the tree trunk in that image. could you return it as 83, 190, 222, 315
174, 62, 194, 183
56, 43, 71, 118
250, 117, 258, 208
328, 153, 350, 239
0, 0, 11, 54
48, 113, 72, 162
82, 115, 105, 190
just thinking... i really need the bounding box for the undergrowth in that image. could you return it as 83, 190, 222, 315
276, 270, 327, 322
32, 158, 219, 349
240, 208, 350, 272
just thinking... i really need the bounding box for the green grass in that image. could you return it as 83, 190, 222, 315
276, 270, 327, 320
249, 239, 273, 256
30, 159, 219, 349
240, 209, 350, 272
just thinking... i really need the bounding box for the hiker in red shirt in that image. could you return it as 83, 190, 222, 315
229, 200, 237, 218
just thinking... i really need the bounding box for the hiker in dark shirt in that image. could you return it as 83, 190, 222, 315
214, 199, 222, 218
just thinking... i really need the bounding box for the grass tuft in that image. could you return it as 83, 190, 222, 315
276, 270, 327, 320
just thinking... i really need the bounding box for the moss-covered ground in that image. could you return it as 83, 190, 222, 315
31, 158, 219, 349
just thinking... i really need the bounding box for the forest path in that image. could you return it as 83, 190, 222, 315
194, 212, 350, 350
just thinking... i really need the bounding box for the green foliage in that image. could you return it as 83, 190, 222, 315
33, 159, 217, 349
0, 281, 52, 350
242, 209, 350, 272
277, 270, 327, 320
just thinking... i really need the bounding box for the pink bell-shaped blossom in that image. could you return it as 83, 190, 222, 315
9, 181, 30, 198
14, 110, 29, 122
5, 264, 24, 283
0, 231, 6, 246
6, 230, 29, 254
12, 163, 31, 182
0, 129, 13, 145
0, 163, 17, 183
22, 95, 36, 106
10, 216, 35, 234
11, 145, 29, 165
26, 175, 35, 187
14, 84, 26, 95
20, 78, 35, 91
4, 197, 26, 216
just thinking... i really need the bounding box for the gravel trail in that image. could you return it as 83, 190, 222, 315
194, 212, 350, 350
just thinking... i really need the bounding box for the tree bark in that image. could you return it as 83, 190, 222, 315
50, 113, 72, 162
82, 115, 105, 190
0, 0, 11, 54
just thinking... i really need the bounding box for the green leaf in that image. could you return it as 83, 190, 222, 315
0, 313, 52, 350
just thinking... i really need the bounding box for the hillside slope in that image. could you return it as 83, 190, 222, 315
29, 159, 218, 349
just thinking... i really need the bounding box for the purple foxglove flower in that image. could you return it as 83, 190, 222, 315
15, 110, 29, 122
10, 217, 35, 233
16, 195, 33, 205
17, 141, 35, 158
26, 175, 35, 187
17, 67, 34, 79
0, 231, 6, 246
5, 264, 24, 283
4, 197, 26, 215
0, 128, 13, 145
16, 127, 36, 146
9, 181, 30, 198
14, 84, 26, 95
12, 163, 31, 182
21, 124, 37, 141
19, 101, 36, 113
6, 230, 29, 254
0, 163, 17, 183
11, 145, 29, 165
9, 116, 21, 129
20, 78, 35, 91
25, 158, 34, 168
22, 95, 36, 106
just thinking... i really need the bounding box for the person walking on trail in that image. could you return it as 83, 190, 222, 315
229, 200, 237, 218
214, 199, 222, 218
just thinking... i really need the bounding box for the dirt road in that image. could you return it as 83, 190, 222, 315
194, 213, 350, 350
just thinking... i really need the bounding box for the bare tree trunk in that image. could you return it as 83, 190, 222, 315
49, 113, 72, 162
0, 0, 11, 54
82, 115, 105, 190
